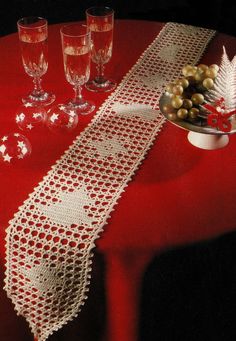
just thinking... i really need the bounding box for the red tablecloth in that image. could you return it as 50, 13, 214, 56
1, 20, 236, 341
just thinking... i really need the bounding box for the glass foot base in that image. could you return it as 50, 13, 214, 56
66, 100, 95, 115
22, 92, 56, 107
85, 79, 117, 93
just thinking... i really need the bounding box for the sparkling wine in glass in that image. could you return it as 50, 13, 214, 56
17, 16, 55, 106
85, 6, 116, 92
60, 23, 95, 115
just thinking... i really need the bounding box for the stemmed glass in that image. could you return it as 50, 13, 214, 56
17, 16, 55, 106
85, 6, 116, 92
60, 23, 95, 115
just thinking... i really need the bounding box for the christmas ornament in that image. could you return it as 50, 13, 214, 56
15, 103, 46, 131
46, 104, 78, 133
0, 133, 32, 163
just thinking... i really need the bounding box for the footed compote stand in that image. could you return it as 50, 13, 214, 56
187, 131, 229, 150
159, 93, 236, 150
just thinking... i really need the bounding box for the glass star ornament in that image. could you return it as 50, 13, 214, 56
15, 103, 46, 131
45, 104, 78, 133
0, 133, 32, 164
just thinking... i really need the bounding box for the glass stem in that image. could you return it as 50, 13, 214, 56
32, 76, 44, 97
95, 63, 106, 84
73, 85, 84, 105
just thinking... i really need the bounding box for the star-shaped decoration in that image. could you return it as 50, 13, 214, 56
26, 124, 33, 130
59, 105, 66, 111
68, 110, 76, 117
50, 113, 59, 122
176, 25, 201, 37
16, 113, 25, 122
17, 141, 26, 149
21, 146, 28, 155
3, 153, 12, 162
20, 259, 64, 294
94, 136, 127, 158
158, 44, 183, 63
139, 73, 167, 89
2, 136, 8, 142
38, 187, 95, 227
32, 113, 42, 119
112, 103, 159, 121
17, 154, 24, 159
24, 102, 33, 107
14, 133, 20, 137
68, 116, 75, 125
0, 144, 6, 154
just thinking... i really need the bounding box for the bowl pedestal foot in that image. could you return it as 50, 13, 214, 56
187, 131, 229, 150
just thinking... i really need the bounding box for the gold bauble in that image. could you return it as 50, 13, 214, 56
177, 108, 188, 119
191, 93, 205, 105
171, 96, 183, 109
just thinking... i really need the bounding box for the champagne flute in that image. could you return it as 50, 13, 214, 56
17, 16, 55, 106
85, 6, 116, 92
60, 23, 95, 115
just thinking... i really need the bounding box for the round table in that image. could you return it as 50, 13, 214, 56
1, 20, 236, 341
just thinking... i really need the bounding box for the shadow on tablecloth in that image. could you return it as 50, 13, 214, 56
139, 231, 236, 341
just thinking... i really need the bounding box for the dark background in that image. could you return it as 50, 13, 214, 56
1, 0, 236, 37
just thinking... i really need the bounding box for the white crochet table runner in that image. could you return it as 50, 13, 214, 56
4, 22, 215, 341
